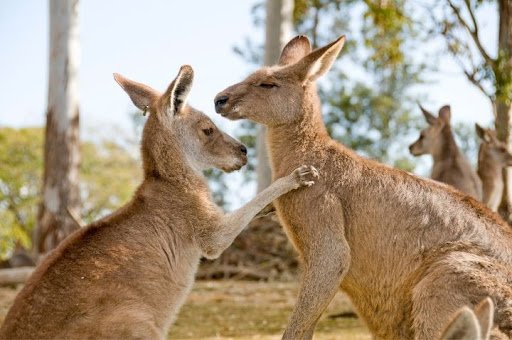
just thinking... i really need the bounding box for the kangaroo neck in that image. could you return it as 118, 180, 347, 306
267, 87, 329, 162
478, 147, 503, 195
432, 126, 460, 163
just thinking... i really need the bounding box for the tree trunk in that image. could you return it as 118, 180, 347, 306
496, 0, 512, 223
257, 0, 293, 192
35, 0, 81, 255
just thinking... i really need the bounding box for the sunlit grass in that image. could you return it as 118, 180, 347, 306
0, 281, 371, 339
170, 281, 371, 339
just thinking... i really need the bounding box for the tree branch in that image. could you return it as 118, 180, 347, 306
447, 0, 495, 67
444, 36, 494, 101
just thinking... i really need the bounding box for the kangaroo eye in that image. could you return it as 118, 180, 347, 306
259, 83, 277, 89
203, 128, 214, 136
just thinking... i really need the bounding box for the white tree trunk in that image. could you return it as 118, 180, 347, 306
257, 0, 293, 192
35, 0, 81, 254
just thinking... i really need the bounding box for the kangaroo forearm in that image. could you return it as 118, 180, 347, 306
200, 176, 295, 259
223, 176, 293, 229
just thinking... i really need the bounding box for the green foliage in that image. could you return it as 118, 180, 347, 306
0, 128, 42, 256
80, 140, 141, 223
0, 127, 141, 257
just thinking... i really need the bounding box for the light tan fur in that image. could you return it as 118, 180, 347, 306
476, 124, 512, 212
409, 105, 482, 200
215, 35, 512, 340
440, 297, 495, 340
0, 66, 318, 339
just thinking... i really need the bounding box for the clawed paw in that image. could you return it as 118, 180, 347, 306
292, 165, 320, 188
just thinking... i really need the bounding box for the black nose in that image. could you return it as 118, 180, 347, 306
215, 95, 229, 112
240, 145, 247, 155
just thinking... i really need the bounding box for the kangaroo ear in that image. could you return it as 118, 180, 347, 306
475, 123, 491, 142
474, 297, 494, 340
419, 104, 437, 125
279, 35, 312, 66
440, 307, 480, 340
439, 105, 451, 124
290, 35, 345, 82
113, 73, 160, 113
162, 65, 194, 116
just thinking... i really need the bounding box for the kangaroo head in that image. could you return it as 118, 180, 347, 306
439, 297, 494, 340
409, 104, 452, 157
114, 65, 247, 179
476, 123, 512, 167
214, 35, 345, 126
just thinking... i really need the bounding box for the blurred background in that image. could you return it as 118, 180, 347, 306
0, 1, 508, 337
0, 0, 503, 274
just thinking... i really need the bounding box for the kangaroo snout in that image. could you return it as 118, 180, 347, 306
235, 143, 248, 168
409, 143, 419, 156
240, 145, 248, 155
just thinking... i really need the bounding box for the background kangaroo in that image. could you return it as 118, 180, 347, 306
440, 297, 495, 340
215, 35, 512, 339
0, 65, 318, 339
409, 105, 482, 200
476, 124, 512, 212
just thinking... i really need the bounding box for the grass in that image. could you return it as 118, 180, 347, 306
170, 281, 371, 339
0, 281, 371, 339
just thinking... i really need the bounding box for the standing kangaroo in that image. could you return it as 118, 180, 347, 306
215, 35, 512, 339
476, 123, 512, 212
0, 66, 318, 339
409, 104, 482, 200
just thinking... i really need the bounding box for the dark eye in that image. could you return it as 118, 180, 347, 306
259, 83, 277, 89
203, 128, 214, 136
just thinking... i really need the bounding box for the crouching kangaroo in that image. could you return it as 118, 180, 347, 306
215, 35, 512, 339
409, 104, 482, 200
0, 65, 318, 339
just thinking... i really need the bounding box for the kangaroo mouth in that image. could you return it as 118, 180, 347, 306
221, 157, 247, 172
220, 110, 243, 121
216, 105, 244, 121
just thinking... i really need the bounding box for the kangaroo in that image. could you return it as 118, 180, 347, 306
214, 35, 512, 339
440, 297, 495, 340
476, 124, 512, 212
0, 65, 318, 339
409, 104, 482, 200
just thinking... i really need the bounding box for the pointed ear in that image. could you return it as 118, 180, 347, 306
475, 123, 491, 142
290, 35, 345, 82
474, 297, 494, 340
440, 307, 480, 340
419, 104, 437, 125
162, 65, 194, 116
113, 73, 160, 113
439, 105, 451, 124
279, 35, 312, 66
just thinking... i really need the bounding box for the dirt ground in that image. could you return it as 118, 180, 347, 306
0, 281, 371, 339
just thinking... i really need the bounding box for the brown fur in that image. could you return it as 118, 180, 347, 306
409, 105, 482, 200
476, 124, 512, 212
0, 66, 318, 339
215, 35, 512, 340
